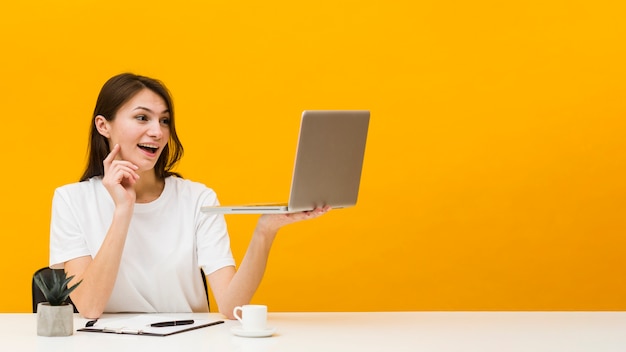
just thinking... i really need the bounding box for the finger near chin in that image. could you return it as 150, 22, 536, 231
103, 144, 120, 163
111, 160, 139, 169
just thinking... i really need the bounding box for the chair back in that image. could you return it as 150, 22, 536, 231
33, 267, 210, 313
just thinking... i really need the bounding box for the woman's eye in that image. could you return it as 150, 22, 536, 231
136, 115, 148, 121
160, 118, 171, 125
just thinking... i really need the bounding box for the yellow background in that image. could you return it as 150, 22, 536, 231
1, 1, 625, 312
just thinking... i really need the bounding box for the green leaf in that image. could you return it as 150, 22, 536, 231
34, 270, 82, 306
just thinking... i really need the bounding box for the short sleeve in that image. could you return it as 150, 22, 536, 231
195, 189, 236, 275
49, 187, 91, 269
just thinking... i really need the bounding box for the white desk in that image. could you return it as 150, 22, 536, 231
1, 312, 625, 351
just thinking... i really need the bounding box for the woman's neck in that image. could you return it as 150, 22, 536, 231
133, 171, 166, 204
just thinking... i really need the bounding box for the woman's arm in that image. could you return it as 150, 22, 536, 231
207, 207, 329, 319
65, 144, 139, 318
64, 205, 133, 318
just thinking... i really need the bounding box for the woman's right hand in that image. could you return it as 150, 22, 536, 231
101, 144, 140, 208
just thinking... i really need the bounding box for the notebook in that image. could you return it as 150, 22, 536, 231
77, 315, 224, 336
201, 110, 370, 214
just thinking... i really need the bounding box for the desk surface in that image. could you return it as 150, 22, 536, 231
1, 311, 625, 352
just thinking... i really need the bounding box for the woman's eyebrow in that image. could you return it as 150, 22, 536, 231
133, 106, 170, 114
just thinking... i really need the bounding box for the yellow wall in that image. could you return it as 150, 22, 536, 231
1, 1, 625, 312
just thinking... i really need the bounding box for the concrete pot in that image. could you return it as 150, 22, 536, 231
36, 302, 74, 336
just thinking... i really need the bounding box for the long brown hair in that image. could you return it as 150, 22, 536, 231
80, 73, 184, 181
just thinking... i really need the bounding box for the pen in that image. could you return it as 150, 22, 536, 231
150, 319, 195, 327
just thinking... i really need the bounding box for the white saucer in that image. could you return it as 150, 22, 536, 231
231, 326, 277, 338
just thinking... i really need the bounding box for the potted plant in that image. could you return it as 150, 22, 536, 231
34, 269, 82, 336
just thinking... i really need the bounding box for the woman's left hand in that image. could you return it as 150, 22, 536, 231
257, 206, 331, 234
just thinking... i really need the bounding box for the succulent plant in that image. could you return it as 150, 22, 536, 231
34, 270, 82, 306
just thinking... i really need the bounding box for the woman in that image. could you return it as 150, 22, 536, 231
49, 73, 328, 319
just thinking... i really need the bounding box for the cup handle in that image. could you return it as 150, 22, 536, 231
233, 306, 243, 323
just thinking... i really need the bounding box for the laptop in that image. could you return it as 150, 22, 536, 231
201, 110, 370, 214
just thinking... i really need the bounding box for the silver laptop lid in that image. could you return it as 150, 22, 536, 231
287, 110, 370, 212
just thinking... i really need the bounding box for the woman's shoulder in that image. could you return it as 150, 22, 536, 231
55, 177, 103, 194
52, 178, 106, 206
165, 176, 217, 196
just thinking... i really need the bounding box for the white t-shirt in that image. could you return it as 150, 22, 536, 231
49, 176, 236, 313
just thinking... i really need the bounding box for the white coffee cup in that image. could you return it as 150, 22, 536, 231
233, 304, 267, 331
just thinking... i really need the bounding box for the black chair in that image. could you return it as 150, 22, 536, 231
201, 268, 210, 311
33, 267, 211, 313
32, 267, 78, 313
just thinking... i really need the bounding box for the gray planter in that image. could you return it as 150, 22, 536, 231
36, 302, 74, 336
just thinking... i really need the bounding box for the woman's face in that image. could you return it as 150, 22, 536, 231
97, 88, 171, 173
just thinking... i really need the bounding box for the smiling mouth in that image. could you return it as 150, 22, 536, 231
138, 144, 159, 154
